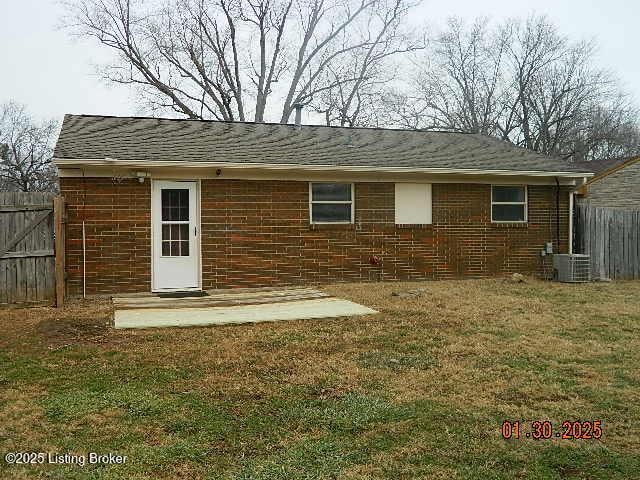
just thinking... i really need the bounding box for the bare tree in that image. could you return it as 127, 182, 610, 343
0, 103, 58, 192
567, 97, 640, 161
64, 0, 419, 123
308, 0, 423, 126
397, 15, 640, 161
413, 17, 508, 134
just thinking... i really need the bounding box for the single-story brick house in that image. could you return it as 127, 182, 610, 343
573, 155, 640, 209
53, 114, 593, 295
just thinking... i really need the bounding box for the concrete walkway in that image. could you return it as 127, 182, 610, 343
113, 287, 377, 329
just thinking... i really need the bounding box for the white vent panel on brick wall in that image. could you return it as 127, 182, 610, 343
395, 183, 432, 225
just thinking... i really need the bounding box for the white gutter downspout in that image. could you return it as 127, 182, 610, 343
82, 220, 86, 299
568, 191, 574, 255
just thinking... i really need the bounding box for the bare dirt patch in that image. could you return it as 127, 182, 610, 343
1, 298, 114, 349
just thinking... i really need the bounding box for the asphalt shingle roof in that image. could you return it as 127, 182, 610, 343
570, 156, 640, 175
54, 115, 593, 175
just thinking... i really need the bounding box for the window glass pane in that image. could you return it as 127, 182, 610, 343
492, 204, 525, 222
167, 224, 187, 241
161, 189, 189, 221
161, 227, 190, 256
312, 203, 351, 222
312, 183, 351, 201
180, 240, 189, 256
179, 224, 188, 241
161, 190, 171, 220
492, 186, 525, 203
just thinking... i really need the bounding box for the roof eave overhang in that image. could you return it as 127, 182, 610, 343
53, 158, 595, 179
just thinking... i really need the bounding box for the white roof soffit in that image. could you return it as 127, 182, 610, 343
53, 158, 595, 178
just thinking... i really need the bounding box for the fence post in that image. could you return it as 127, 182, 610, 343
54, 196, 65, 307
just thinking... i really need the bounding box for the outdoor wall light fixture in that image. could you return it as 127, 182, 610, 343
134, 171, 150, 183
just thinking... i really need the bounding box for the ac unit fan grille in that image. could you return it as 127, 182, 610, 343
553, 254, 591, 283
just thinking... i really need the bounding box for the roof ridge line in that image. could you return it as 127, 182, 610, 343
62, 113, 473, 135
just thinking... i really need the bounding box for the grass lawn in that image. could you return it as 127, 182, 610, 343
1, 278, 640, 479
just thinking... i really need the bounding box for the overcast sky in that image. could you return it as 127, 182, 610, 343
2, 0, 638, 125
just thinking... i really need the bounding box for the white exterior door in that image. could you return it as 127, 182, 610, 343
152, 180, 200, 291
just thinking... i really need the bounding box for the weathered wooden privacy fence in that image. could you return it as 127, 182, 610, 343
575, 203, 640, 280
0, 192, 65, 306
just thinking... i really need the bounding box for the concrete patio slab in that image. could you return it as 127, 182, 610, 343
114, 297, 377, 329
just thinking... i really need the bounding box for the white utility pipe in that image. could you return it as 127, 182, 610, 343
82, 220, 86, 299
568, 191, 574, 255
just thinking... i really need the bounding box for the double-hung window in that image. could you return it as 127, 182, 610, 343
491, 185, 527, 222
309, 183, 354, 223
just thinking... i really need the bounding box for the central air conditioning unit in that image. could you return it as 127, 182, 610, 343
553, 254, 591, 283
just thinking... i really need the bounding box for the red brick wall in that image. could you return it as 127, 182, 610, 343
60, 178, 151, 295
60, 178, 568, 294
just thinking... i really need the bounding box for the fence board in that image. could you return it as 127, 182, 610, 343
7, 261, 17, 304
575, 203, 640, 280
0, 204, 6, 304
0, 260, 7, 304
636, 212, 640, 279
0, 192, 58, 305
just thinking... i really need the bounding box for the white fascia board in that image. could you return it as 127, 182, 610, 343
53, 157, 594, 179
57, 167, 580, 186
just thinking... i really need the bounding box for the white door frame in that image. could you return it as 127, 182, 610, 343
151, 179, 202, 292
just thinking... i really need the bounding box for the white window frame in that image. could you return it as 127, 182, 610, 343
491, 185, 528, 223
309, 182, 355, 224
